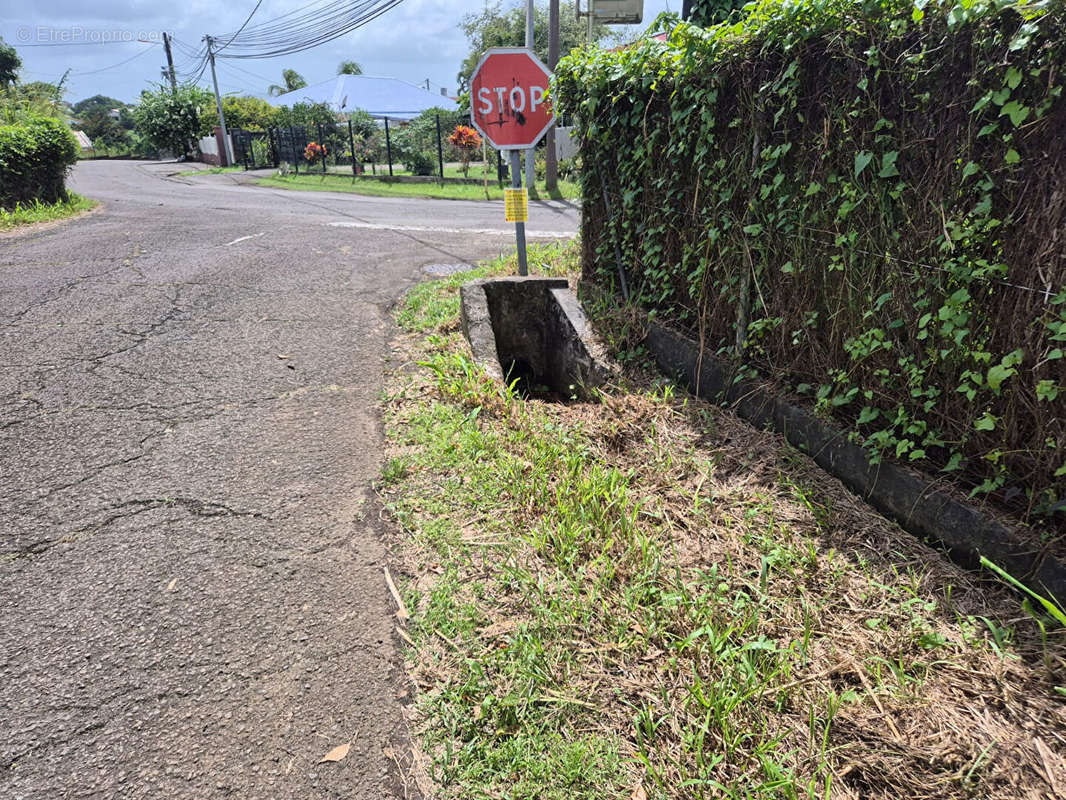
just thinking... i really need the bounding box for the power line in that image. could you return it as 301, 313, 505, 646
218, 59, 279, 89
207, 0, 406, 60
213, 0, 266, 54
71, 44, 159, 76
16, 40, 145, 47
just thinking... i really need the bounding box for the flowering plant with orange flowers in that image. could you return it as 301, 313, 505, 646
303, 141, 327, 164
448, 125, 482, 176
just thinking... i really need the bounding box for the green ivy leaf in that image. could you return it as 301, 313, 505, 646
878, 150, 900, 178
1005, 67, 1023, 89
857, 406, 879, 424
986, 363, 1015, 393
1036, 380, 1060, 402
854, 151, 873, 176
974, 412, 997, 432
942, 452, 964, 472
1005, 148, 1021, 164
1000, 101, 1030, 127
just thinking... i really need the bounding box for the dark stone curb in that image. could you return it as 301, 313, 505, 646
647, 322, 1066, 605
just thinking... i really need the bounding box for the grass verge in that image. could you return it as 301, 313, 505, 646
256, 171, 580, 202
380, 241, 1066, 799
174, 166, 244, 177
0, 193, 95, 231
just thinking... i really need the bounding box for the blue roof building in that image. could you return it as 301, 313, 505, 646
267, 75, 457, 121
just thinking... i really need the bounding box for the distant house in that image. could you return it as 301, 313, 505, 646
72, 129, 94, 157
266, 75, 456, 120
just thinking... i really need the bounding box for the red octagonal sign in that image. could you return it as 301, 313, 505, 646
470, 48, 554, 150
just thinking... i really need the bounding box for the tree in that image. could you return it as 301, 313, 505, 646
203, 95, 278, 131
456, 1, 607, 93
132, 84, 213, 157
79, 111, 130, 148
268, 69, 307, 97
19, 81, 63, 107
0, 79, 67, 123
337, 60, 363, 76
0, 38, 19, 88
73, 95, 126, 119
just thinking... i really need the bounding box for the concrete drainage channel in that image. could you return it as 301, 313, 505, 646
460, 277, 613, 401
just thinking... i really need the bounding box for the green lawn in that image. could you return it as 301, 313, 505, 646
256, 171, 580, 202
329, 163, 500, 181
0, 193, 96, 231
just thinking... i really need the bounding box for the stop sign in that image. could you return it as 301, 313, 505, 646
469, 48, 554, 150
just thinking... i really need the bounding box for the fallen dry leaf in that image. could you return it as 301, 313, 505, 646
320, 743, 350, 763
166, 578, 177, 592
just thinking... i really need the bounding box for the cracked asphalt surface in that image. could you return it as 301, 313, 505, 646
0, 160, 578, 798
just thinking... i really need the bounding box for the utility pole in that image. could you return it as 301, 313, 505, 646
204, 36, 234, 166
524, 0, 536, 189
544, 0, 560, 192
587, 0, 595, 42
162, 32, 177, 93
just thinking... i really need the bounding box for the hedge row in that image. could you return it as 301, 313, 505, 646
0, 116, 78, 208
556, 0, 1065, 527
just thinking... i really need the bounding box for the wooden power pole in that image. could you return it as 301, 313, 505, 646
162, 32, 177, 93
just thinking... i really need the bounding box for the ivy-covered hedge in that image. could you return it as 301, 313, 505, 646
556, 0, 1065, 527
0, 116, 78, 208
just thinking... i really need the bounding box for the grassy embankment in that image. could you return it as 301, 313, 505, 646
0, 193, 95, 231
379, 241, 1066, 800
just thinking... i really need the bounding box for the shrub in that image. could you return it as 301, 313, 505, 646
556, 0, 1066, 526
132, 84, 213, 157
0, 116, 78, 208
404, 150, 436, 176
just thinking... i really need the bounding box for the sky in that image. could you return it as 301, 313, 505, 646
0, 0, 676, 106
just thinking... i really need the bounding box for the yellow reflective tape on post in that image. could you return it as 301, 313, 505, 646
504, 188, 528, 223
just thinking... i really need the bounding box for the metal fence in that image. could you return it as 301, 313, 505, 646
225, 112, 508, 183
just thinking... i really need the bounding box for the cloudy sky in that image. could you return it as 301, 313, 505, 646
1, 0, 675, 105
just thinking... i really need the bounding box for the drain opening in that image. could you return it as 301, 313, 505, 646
502, 357, 567, 401
461, 278, 611, 404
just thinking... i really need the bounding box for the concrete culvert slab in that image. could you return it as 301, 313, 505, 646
459, 276, 614, 401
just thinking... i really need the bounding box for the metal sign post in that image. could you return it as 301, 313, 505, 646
469, 48, 556, 278
507, 151, 528, 275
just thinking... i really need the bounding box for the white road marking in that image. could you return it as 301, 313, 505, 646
224, 232, 266, 246
327, 221, 572, 238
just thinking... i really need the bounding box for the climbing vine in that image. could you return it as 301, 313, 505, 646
556, 0, 1065, 527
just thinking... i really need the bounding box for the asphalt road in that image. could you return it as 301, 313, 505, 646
0, 160, 578, 799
